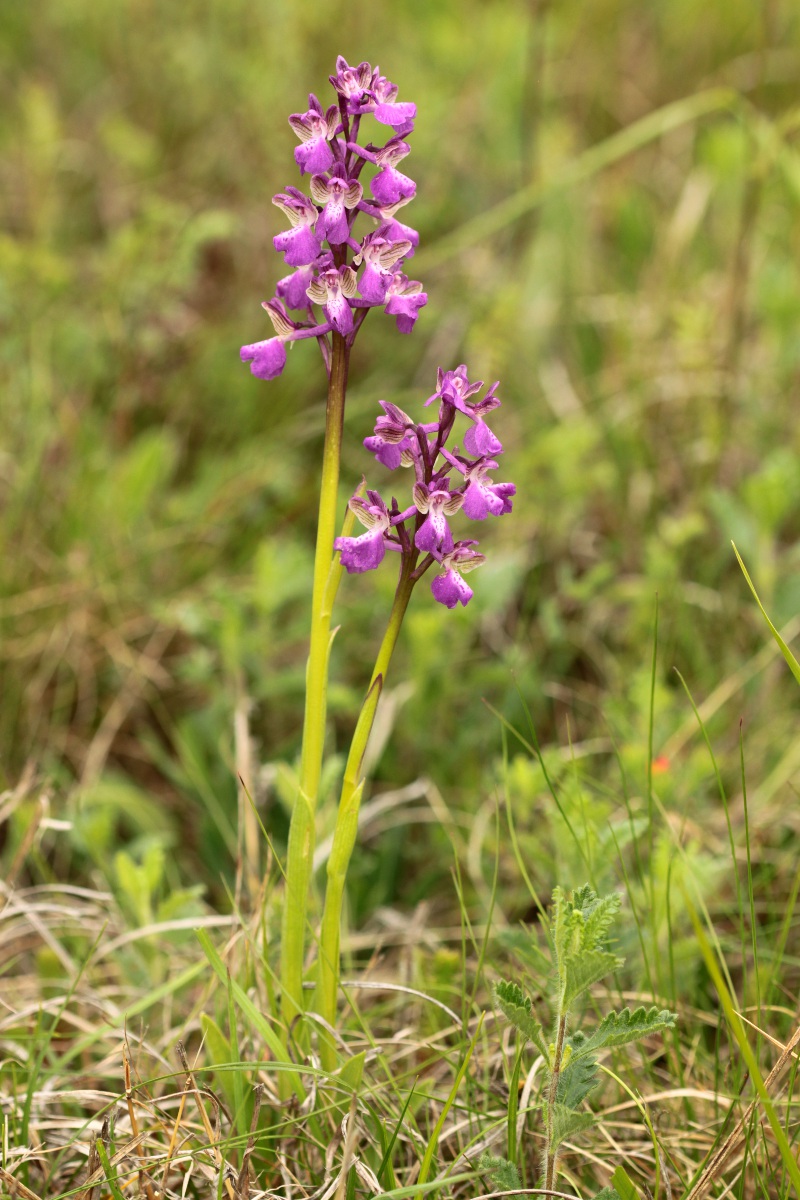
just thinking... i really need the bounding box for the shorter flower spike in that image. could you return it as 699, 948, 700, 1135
431, 543, 486, 608
332, 364, 513, 608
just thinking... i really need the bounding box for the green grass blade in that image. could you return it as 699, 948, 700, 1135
417, 1015, 484, 1187
95, 1141, 127, 1200
733, 542, 800, 686
683, 891, 800, 1195
195, 927, 304, 1101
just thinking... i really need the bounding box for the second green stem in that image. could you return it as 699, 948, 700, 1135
316, 563, 416, 1065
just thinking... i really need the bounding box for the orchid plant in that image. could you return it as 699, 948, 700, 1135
240, 56, 515, 1067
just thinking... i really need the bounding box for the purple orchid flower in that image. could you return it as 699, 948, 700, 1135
328, 56, 374, 113
463, 382, 503, 455
425, 364, 484, 413
288, 94, 340, 175
375, 214, 419, 257
353, 232, 412, 304
370, 74, 416, 134
413, 481, 464, 554
240, 299, 333, 380
430, 542, 486, 608
272, 188, 323, 266
363, 400, 416, 468
441, 451, 516, 519
310, 169, 363, 245
307, 265, 358, 335
383, 273, 427, 333
371, 138, 416, 206
239, 299, 296, 380
276, 264, 316, 311
334, 490, 391, 573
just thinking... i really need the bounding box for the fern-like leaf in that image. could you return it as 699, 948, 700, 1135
478, 1152, 521, 1190
571, 1005, 677, 1059
493, 981, 548, 1058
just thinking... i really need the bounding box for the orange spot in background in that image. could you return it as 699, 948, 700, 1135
651, 755, 669, 774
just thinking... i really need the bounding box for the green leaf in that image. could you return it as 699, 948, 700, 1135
478, 1152, 521, 1190
571, 1006, 676, 1059
95, 1141, 127, 1200
493, 981, 548, 1057
549, 1102, 596, 1151
733, 542, 800, 687
557, 1052, 599, 1107
593, 1189, 622, 1200
562, 948, 623, 1009
338, 1050, 366, 1091
554, 888, 623, 969
611, 1164, 643, 1200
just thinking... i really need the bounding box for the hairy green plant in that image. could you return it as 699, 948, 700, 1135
485, 884, 676, 1195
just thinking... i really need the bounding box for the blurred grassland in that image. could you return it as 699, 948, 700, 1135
2, 0, 800, 911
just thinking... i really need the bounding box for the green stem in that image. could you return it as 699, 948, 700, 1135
280, 332, 350, 1029
543, 1012, 568, 1191
316, 563, 416, 1067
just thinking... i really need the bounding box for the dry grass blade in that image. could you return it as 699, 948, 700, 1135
0, 1166, 45, 1200
684, 1024, 800, 1199
176, 1040, 237, 1200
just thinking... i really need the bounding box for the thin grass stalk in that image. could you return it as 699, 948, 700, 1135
316, 564, 416, 1067
280, 332, 350, 1029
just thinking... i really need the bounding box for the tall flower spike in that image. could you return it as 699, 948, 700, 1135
288, 94, 340, 175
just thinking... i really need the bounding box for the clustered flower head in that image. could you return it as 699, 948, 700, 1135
240, 56, 426, 381
335, 366, 515, 608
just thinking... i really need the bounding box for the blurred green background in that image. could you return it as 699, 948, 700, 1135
3, 0, 800, 915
